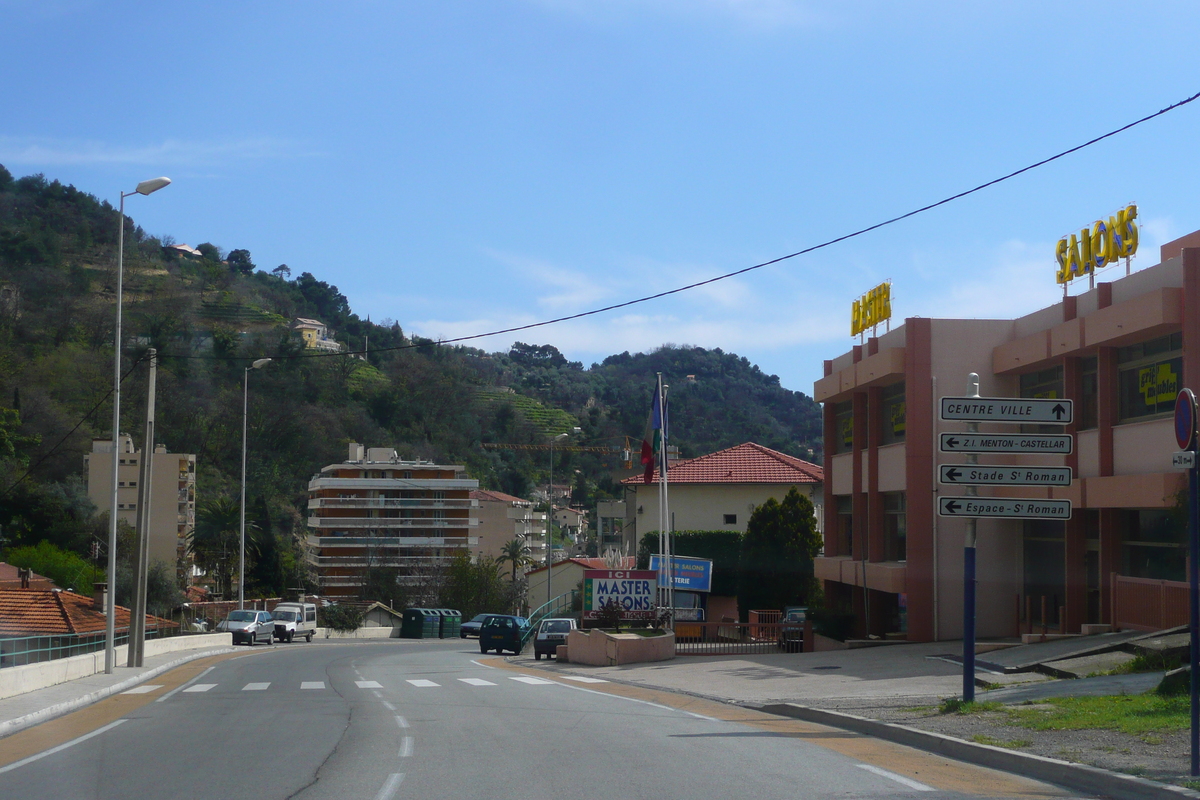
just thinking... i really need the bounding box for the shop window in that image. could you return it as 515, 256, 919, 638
834, 401, 853, 454
880, 383, 906, 445
836, 495, 853, 557
1121, 509, 1185, 581
1079, 356, 1098, 430
1020, 366, 1063, 434
883, 492, 906, 561
1118, 333, 1182, 422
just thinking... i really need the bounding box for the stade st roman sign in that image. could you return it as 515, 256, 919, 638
938, 396, 1074, 520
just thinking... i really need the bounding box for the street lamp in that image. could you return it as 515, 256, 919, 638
547, 427, 581, 613
105, 176, 170, 675
240, 357, 273, 609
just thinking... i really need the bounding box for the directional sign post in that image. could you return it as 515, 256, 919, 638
941, 397, 1073, 425
938, 497, 1072, 520
940, 433, 1073, 454
939, 465, 1072, 487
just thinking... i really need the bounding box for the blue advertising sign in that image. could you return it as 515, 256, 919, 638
649, 555, 713, 593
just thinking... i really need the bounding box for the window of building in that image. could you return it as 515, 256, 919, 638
403, 471, 413, 479
1020, 366, 1064, 434
880, 383, 906, 445
1122, 509, 1185, 581
1079, 356, 1098, 430
1023, 519, 1064, 627
836, 495, 853, 557
723, 514, 737, 525
883, 492, 906, 561
834, 401, 853, 454
1118, 332, 1182, 422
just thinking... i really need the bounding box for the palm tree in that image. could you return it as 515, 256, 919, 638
496, 538, 533, 582
189, 497, 256, 600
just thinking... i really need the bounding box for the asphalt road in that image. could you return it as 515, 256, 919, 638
0, 639, 1091, 799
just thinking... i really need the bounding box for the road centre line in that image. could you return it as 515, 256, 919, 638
381, 701, 396, 711
156, 666, 215, 702
399, 736, 413, 758
394, 715, 409, 729
856, 764, 934, 792
0, 720, 127, 775
372, 772, 405, 800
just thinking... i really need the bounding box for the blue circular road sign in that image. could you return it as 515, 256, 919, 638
1176, 388, 1197, 451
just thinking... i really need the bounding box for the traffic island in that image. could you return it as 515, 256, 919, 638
566, 629, 674, 666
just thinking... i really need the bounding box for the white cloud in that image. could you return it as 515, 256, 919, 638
0, 136, 315, 167
482, 249, 611, 312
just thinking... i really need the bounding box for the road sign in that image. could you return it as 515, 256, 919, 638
939, 433, 1073, 454
939, 464, 1072, 487
938, 497, 1071, 519
1175, 452, 1197, 470
940, 397, 1073, 424
1176, 389, 1196, 451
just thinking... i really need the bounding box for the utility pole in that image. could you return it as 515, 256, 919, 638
128, 348, 157, 668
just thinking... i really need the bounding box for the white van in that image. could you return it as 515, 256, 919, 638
272, 602, 318, 642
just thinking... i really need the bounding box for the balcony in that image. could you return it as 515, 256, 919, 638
307, 517, 477, 530
307, 497, 478, 510
309, 477, 476, 491
306, 535, 478, 549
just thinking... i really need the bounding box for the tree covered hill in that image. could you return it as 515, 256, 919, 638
0, 165, 822, 596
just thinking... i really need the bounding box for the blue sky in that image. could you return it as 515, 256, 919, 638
4, 1, 1200, 395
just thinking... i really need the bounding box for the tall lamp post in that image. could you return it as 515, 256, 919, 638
240, 358, 273, 609
546, 427, 581, 613
104, 177, 170, 675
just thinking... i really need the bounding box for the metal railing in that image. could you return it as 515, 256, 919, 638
307, 517, 479, 529
1112, 573, 1189, 632
522, 590, 578, 650
309, 498, 478, 509
0, 624, 183, 669
673, 621, 794, 656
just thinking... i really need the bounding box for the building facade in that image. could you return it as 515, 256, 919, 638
306, 443, 479, 599
84, 434, 197, 580
815, 233, 1200, 641
470, 489, 547, 563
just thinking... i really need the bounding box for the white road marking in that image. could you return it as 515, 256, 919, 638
382, 701, 396, 711
688, 712, 720, 721
156, 666, 215, 702
301, 681, 325, 690
183, 683, 217, 693
856, 764, 935, 792
458, 678, 496, 686
406, 679, 439, 688
394, 715, 409, 729
0, 720, 127, 775
372, 772, 405, 800
242, 682, 270, 691
399, 736, 414, 757
356, 680, 382, 689
121, 684, 163, 694
557, 675, 607, 684
509, 676, 554, 685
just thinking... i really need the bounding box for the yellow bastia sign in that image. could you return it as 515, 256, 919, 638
851, 282, 891, 337
1055, 204, 1139, 284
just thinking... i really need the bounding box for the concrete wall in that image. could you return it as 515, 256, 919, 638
565, 629, 675, 666
630, 482, 823, 543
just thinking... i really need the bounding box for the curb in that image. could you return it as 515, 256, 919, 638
0, 647, 237, 740
759, 703, 1200, 800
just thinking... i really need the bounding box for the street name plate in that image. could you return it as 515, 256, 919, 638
939, 465, 1072, 487
940, 396, 1073, 424
939, 433, 1073, 454
938, 497, 1072, 519
1173, 451, 1196, 470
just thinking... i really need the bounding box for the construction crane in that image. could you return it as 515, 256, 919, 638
481, 437, 638, 469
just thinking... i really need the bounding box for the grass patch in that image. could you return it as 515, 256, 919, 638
1004, 694, 1189, 735
939, 698, 1003, 715
1179, 779, 1200, 790
971, 734, 1031, 749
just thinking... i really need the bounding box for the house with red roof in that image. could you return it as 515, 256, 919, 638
620, 442, 824, 553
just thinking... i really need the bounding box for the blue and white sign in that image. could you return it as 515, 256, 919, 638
649, 555, 713, 593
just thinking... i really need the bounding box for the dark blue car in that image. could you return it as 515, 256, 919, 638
478, 614, 529, 655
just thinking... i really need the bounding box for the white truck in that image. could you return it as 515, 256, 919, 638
272, 602, 318, 642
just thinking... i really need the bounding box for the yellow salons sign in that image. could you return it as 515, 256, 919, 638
851, 282, 891, 337
1055, 204, 1139, 284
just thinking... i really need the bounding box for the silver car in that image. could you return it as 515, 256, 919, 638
220, 609, 275, 646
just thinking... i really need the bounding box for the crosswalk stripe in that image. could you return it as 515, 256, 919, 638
356, 680, 383, 689
458, 678, 496, 686
243, 682, 271, 691
558, 676, 608, 684
406, 679, 439, 688
122, 684, 164, 694
509, 676, 554, 685
301, 681, 325, 690
183, 683, 217, 693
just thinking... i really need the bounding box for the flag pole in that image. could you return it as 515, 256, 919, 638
661, 377, 672, 628
656, 373, 666, 617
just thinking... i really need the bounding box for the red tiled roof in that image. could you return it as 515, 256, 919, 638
0, 589, 177, 637
0, 562, 56, 590
623, 442, 823, 486
470, 489, 530, 505
525, 556, 636, 575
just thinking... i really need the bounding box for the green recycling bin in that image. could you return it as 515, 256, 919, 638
437, 609, 461, 639
400, 608, 441, 639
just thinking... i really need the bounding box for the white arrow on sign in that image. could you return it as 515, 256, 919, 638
938, 497, 1071, 519
939, 465, 1072, 487
940, 396, 1072, 424
939, 433, 1073, 454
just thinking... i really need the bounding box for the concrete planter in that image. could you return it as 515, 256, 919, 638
566, 629, 675, 666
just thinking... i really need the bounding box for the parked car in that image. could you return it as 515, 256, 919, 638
219, 610, 275, 646
272, 602, 317, 642
478, 615, 530, 655
533, 617, 576, 660
777, 606, 807, 653
460, 613, 492, 639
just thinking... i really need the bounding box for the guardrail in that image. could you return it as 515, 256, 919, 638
0, 625, 189, 669
673, 621, 796, 656
1111, 573, 1189, 632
